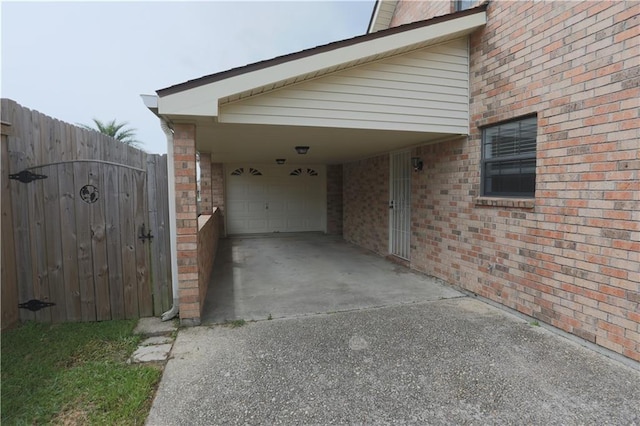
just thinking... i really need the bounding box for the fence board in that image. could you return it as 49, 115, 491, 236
74, 159, 97, 321
90, 162, 111, 320
1, 130, 19, 329
120, 168, 138, 319
59, 159, 82, 321
147, 154, 172, 314
74, 128, 97, 320
60, 121, 74, 162
64, 124, 82, 320
104, 163, 125, 319
29, 109, 51, 323
135, 168, 152, 317
7, 101, 36, 322
43, 164, 65, 322
44, 120, 66, 322
75, 122, 88, 159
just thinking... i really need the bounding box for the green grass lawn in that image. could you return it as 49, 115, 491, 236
1, 320, 162, 425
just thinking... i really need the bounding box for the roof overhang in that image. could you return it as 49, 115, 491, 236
155, 5, 486, 118
146, 5, 487, 164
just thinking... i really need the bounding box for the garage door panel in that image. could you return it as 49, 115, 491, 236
247, 218, 268, 231
227, 200, 248, 215
228, 218, 268, 234
226, 185, 246, 199
267, 200, 286, 213
246, 184, 268, 198
288, 186, 306, 197
286, 217, 305, 229
247, 201, 267, 214
227, 180, 262, 198
268, 182, 289, 192
268, 217, 286, 231
226, 164, 325, 234
307, 216, 322, 227
286, 200, 307, 214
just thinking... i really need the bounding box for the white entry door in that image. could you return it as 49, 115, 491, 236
389, 151, 411, 259
226, 165, 325, 234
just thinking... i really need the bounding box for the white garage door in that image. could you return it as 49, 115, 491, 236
226, 164, 326, 234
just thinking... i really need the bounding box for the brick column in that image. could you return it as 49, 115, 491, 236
211, 163, 226, 235
326, 164, 343, 235
199, 152, 213, 215
173, 124, 200, 325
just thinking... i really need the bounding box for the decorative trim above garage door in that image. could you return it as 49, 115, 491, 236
290, 168, 318, 176
230, 167, 263, 176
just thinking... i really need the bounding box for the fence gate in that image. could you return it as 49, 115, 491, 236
1, 99, 171, 326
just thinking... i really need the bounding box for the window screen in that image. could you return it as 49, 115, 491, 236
455, 0, 475, 11
482, 116, 537, 197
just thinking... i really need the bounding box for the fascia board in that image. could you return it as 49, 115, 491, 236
368, 0, 398, 33
368, 1, 383, 33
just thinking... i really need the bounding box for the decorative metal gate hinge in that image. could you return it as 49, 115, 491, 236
19, 299, 56, 312
138, 223, 154, 243
9, 170, 48, 183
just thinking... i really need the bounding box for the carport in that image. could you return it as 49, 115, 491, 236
201, 233, 462, 323
142, 7, 487, 325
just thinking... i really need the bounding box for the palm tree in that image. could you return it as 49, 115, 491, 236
80, 118, 142, 147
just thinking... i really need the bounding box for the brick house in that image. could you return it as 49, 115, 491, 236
144, 1, 639, 362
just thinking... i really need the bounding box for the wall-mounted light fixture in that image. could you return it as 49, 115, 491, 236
295, 146, 309, 155
275, 158, 286, 165
411, 157, 423, 172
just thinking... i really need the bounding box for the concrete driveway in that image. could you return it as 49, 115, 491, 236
147, 235, 640, 425
201, 234, 462, 323
147, 298, 640, 425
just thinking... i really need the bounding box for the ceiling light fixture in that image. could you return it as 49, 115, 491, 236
295, 146, 309, 155
275, 158, 286, 165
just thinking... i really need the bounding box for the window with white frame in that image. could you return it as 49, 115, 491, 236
454, 0, 475, 11
481, 116, 537, 198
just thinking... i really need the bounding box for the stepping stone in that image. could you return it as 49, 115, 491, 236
129, 344, 173, 363
141, 336, 173, 346
134, 317, 177, 337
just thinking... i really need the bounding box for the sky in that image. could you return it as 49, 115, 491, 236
1, 1, 374, 154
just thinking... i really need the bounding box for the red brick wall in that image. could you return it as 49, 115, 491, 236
327, 165, 344, 235
389, 0, 485, 27
344, 155, 389, 255
390, 0, 452, 27
197, 211, 220, 315
199, 153, 213, 215
468, 0, 639, 361
173, 124, 200, 325
344, 1, 640, 361
410, 138, 473, 283
211, 163, 225, 235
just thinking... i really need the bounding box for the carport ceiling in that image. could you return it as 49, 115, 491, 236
190, 120, 457, 164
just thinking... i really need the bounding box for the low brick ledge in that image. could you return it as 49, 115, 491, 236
475, 197, 535, 209
197, 211, 215, 230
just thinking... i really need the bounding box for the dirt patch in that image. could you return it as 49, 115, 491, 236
450, 298, 499, 315
52, 403, 92, 426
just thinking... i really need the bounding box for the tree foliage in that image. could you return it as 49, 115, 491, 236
81, 118, 142, 147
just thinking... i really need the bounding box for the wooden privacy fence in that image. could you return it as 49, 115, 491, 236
1, 99, 172, 329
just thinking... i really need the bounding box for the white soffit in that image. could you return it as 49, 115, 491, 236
157, 8, 486, 118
